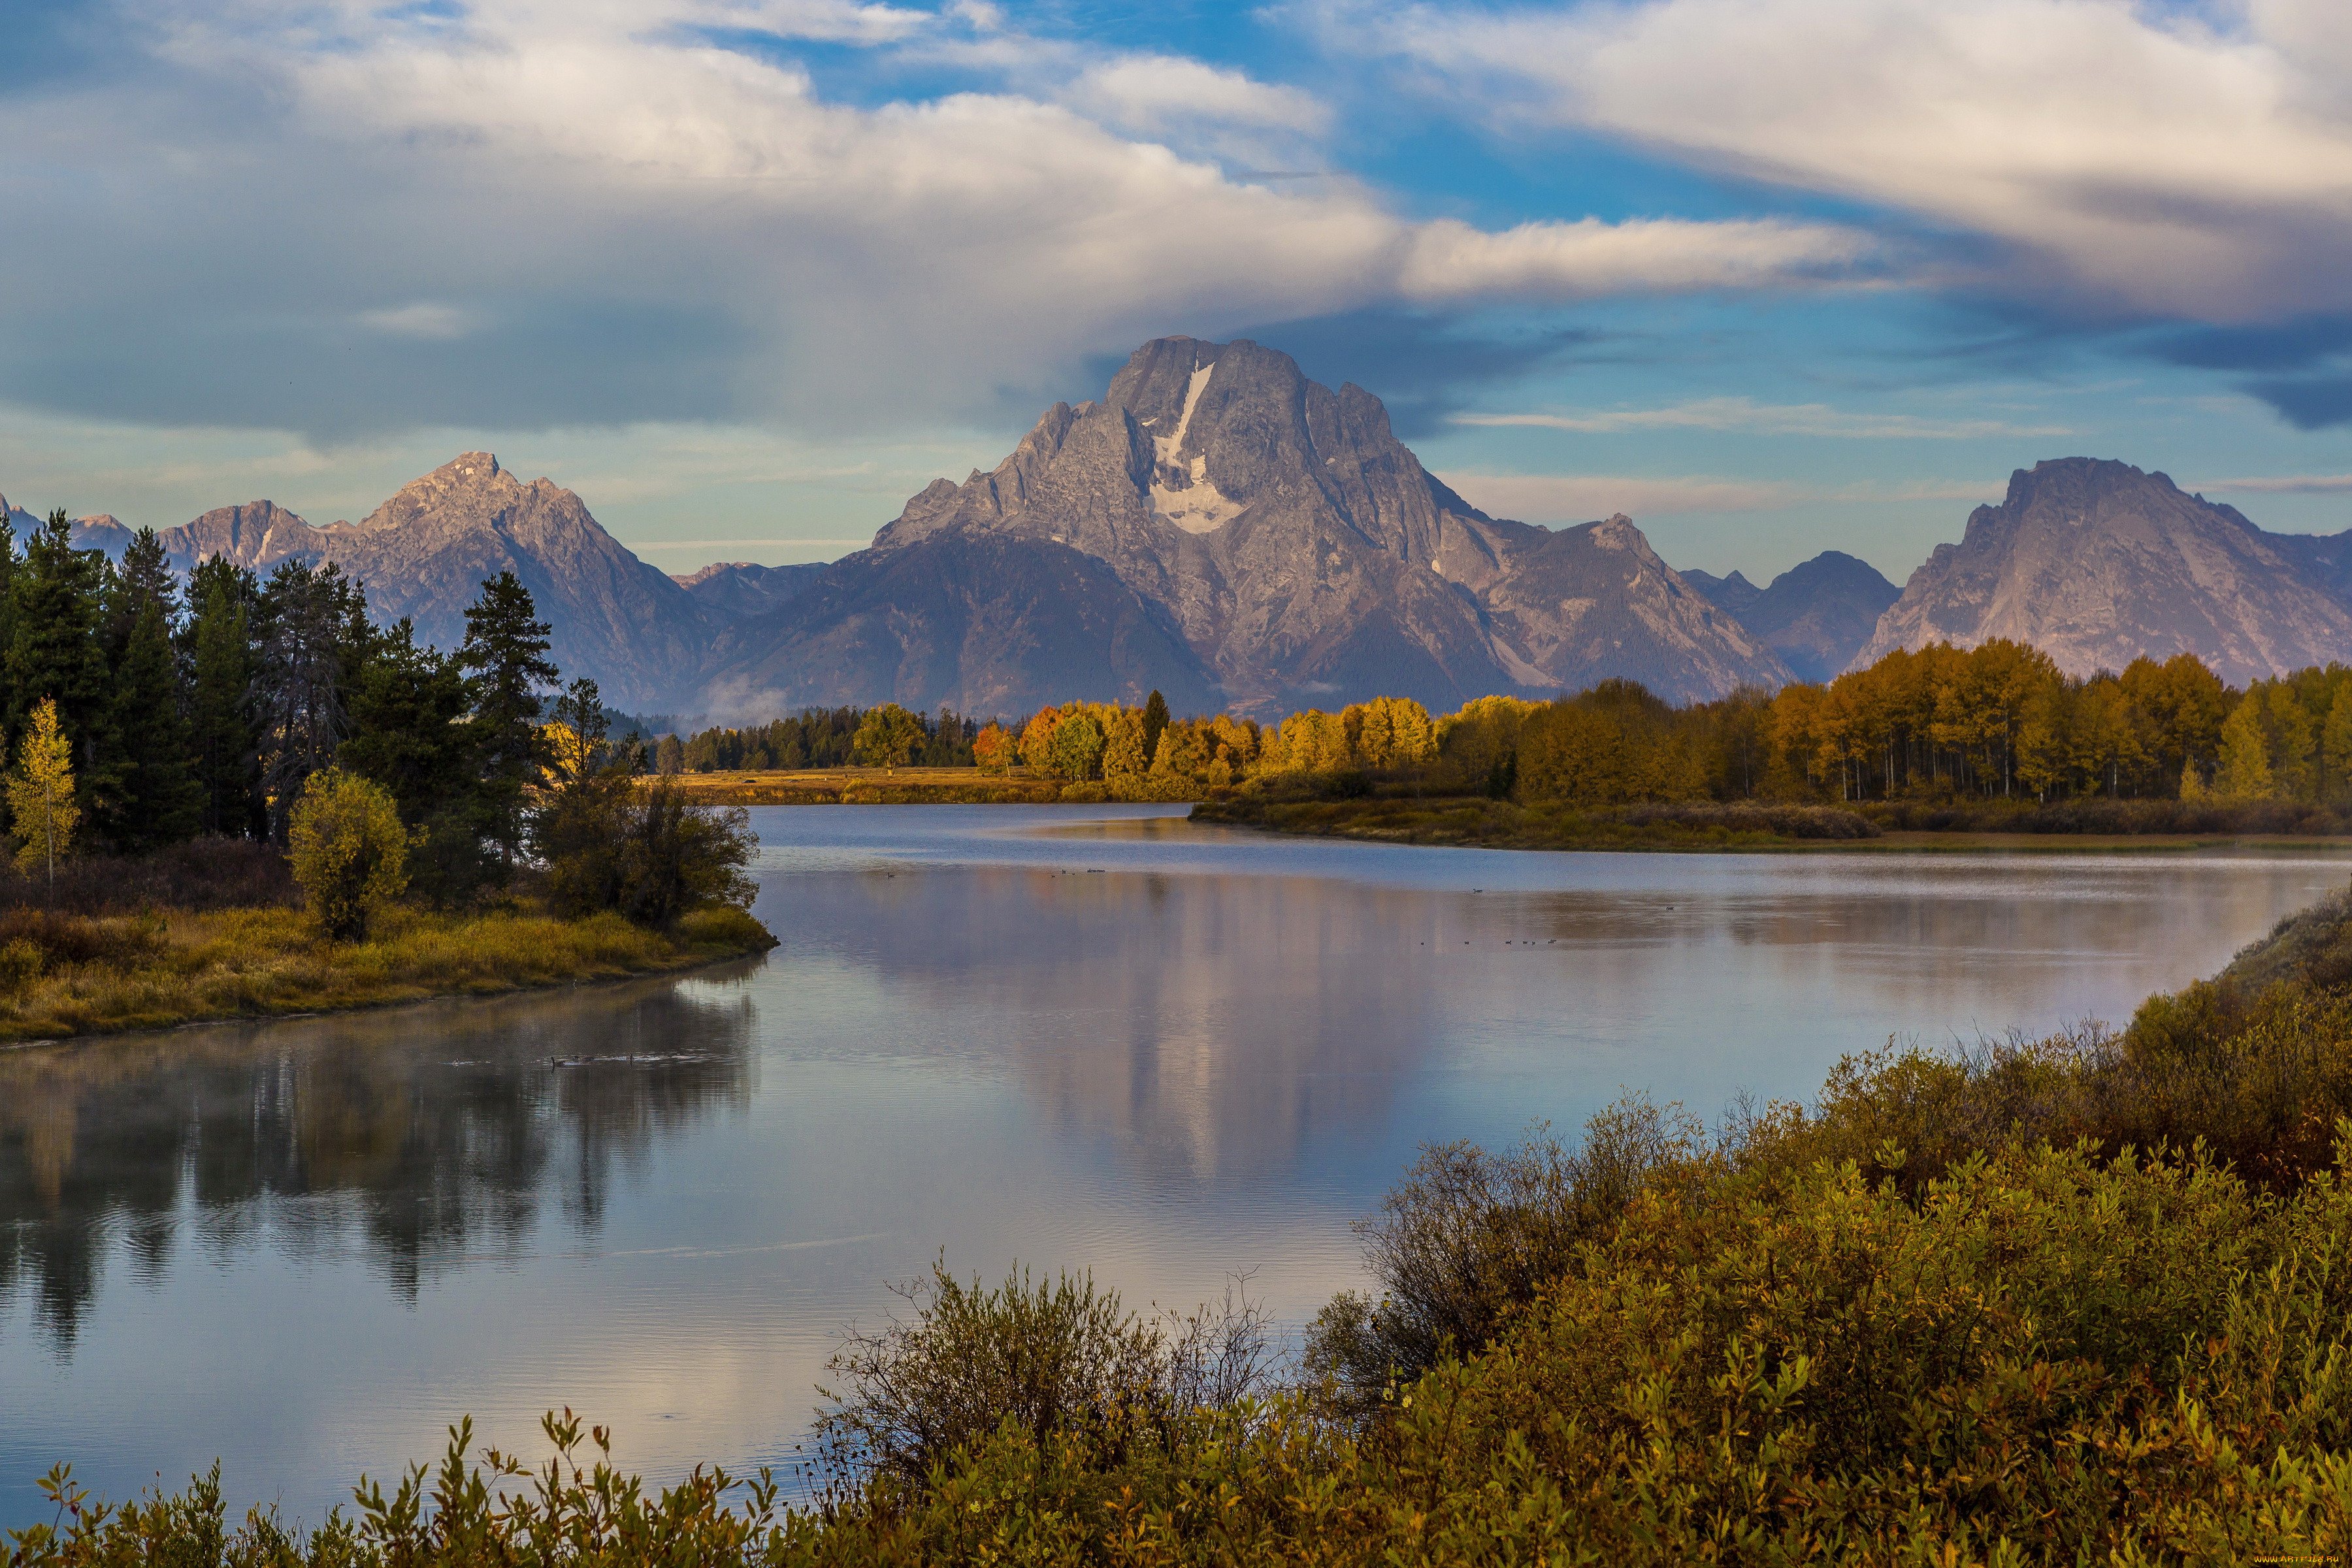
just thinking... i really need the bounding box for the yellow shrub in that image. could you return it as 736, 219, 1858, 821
286, 769, 409, 941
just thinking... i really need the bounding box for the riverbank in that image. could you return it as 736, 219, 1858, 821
657, 766, 1074, 804
0, 902, 776, 1043
1192, 791, 2352, 853
1192, 792, 1884, 849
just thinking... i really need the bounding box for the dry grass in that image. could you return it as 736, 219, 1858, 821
0, 902, 775, 1043
657, 767, 1073, 805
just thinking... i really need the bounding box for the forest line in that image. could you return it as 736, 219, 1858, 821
663, 638, 2335, 811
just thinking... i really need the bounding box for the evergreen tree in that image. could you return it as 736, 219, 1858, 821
459, 570, 557, 870
8, 512, 109, 782
185, 559, 263, 838
82, 528, 201, 853
0, 515, 21, 727
256, 560, 367, 841
339, 618, 474, 825
99, 593, 203, 852
106, 528, 176, 650
1141, 689, 1170, 766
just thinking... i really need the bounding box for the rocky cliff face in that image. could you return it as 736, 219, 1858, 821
158, 501, 319, 573
1856, 459, 2352, 684
712, 337, 1791, 716
141, 457, 727, 710
704, 532, 1221, 719
1689, 551, 1901, 683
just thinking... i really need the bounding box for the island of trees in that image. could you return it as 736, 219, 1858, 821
0, 512, 766, 1039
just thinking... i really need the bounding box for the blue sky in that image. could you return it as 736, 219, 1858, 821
5, 0, 2352, 587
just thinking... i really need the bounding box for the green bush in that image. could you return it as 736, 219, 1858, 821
532, 774, 757, 931
813, 1257, 1278, 1491
1304, 1098, 1705, 1414
284, 770, 408, 941
0, 938, 39, 991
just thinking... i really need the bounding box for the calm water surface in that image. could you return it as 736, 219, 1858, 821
3, 804, 2347, 1523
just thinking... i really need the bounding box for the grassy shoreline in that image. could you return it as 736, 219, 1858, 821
657, 766, 1078, 805
1191, 791, 2352, 853
0, 902, 776, 1044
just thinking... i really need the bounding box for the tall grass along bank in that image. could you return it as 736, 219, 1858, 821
29, 890, 2352, 1561
0, 902, 772, 1043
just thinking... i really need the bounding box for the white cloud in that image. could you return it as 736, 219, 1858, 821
1399, 216, 1872, 302
683, 0, 932, 44
1457, 397, 2070, 438
1068, 56, 1331, 138
1333, 0, 2352, 319
0, 0, 1880, 438
356, 302, 480, 340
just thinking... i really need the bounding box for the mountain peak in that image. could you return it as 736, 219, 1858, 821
359, 452, 517, 532
775, 334, 1793, 714
1859, 454, 2351, 681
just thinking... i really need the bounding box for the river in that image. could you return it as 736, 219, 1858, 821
3, 804, 2345, 1524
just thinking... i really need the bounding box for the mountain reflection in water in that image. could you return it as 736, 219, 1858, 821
0, 970, 759, 1350
808, 864, 1439, 1186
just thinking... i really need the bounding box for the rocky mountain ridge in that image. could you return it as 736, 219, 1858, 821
710, 336, 1792, 716
40, 458, 724, 710
1686, 551, 1902, 683
1856, 459, 2352, 684
673, 561, 829, 617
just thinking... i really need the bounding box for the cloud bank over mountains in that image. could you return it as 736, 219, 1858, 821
0, 0, 1870, 442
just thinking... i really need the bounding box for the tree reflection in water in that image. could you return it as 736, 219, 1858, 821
0, 967, 759, 1351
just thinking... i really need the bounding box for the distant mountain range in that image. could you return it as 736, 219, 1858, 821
8, 341, 2351, 717
1682, 551, 1900, 684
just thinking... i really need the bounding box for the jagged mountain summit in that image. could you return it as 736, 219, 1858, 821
1687, 551, 1901, 683
673, 561, 828, 617
102, 456, 722, 710
705, 336, 1791, 717
1856, 458, 2352, 684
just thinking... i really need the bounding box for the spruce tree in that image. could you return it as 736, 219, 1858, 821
0, 515, 20, 727
339, 617, 474, 825
186, 561, 263, 838
459, 570, 557, 870
86, 528, 201, 853
8, 512, 109, 781
1142, 689, 1170, 767
255, 561, 368, 840
99, 593, 202, 852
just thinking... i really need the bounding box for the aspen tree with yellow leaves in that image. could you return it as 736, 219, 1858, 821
5, 697, 80, 888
